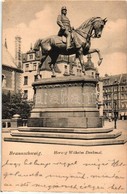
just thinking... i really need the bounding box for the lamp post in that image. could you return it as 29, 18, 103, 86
114, 100, 117, 129
113, 81, 119, 129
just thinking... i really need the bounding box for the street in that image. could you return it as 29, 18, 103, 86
104, 120, 127, 131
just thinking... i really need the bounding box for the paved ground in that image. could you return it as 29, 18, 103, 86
104, 120, 127, 134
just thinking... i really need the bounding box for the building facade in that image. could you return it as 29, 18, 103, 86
2, 44, 23, 94
21, 47, 61, 101
102, 74, 127, 119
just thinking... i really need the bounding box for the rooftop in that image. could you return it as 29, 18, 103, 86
2, 44, 22, 72
102, 74, 127, 86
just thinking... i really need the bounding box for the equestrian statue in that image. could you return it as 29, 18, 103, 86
34, 6, 107, 78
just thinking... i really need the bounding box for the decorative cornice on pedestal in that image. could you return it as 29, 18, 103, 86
34, 82, 96, 89
32, 76, 97, 88
31, 107, 99, 112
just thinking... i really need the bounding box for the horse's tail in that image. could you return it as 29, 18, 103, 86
33, 39, 42, 51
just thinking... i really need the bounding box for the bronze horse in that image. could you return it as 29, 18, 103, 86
34, 17, 107, 77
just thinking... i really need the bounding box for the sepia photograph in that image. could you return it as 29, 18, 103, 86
1, 0, 127, 192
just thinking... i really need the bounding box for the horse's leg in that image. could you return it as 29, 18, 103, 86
77, 48, 85, 74
37, 54, 48, 79
49, 52, 59, 77
87, 49, 103, 66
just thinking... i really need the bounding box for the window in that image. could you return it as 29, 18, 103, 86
8, 122, 11, 128
122, 79, 126, 83
33, 64, 37, 71
108, 102, 111, 107
63, 65, 68, 75
108, 94, 111, 99
24, 76, 28, 85
114, 93, 117, 99
108, 88, 111, 92
114, 86, 117, 91
105, 94, 108, 100
2, 74, 6, 87
121, 94, 124, 99
121, 86, 124, 91
105, 102, 108, 108
34, 75, 37, 81
96, 84, 100, 92
29, 54, 33, 60
2, 122, 6, 128
2, 75, 4, 82
25, 64, 29, 71
121, 102, 124, 108
23, 90, 28, 100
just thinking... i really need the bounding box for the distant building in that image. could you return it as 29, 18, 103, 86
84, 54, 103, 116
85, 54, 98, 78
56, 54, 100, 78
2, 42, 23, 94
96, 79, 103, 116
102, 74, 127, 119
55, 55, 78, 76
21, 46, 61, 101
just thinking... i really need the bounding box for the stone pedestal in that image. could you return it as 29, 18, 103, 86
28, 76, 103, 128
11, 114, 22, 128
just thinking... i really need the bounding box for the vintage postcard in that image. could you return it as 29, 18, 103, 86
1, 0, 127, 192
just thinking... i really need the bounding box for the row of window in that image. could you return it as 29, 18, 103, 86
103, 93, 127, 100
25, 63, 37, 72
103, 86, 127, 93
24, 75, 42, 85
104, 78, 127, 86
121, 93, 127, 99
104, 102, 127, 109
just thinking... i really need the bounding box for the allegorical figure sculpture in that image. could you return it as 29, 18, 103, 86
34, 7, 107, 78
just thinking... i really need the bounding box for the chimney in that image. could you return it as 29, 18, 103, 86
15, 36, 22, 68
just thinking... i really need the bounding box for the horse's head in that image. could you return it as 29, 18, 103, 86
92, 18, 107, 38
76, 17, 107, 39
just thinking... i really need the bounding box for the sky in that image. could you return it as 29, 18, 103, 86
2, 0, 127, 76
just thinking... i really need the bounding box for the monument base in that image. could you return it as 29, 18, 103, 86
28, 76, 103, 128
28, 108, 103, 128
4, 127, 127, 146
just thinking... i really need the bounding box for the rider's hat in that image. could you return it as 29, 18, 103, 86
61, 6, 67, 11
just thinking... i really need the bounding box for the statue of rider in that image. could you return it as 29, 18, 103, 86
57, 6, 81, 50
57, 6, 72, 50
